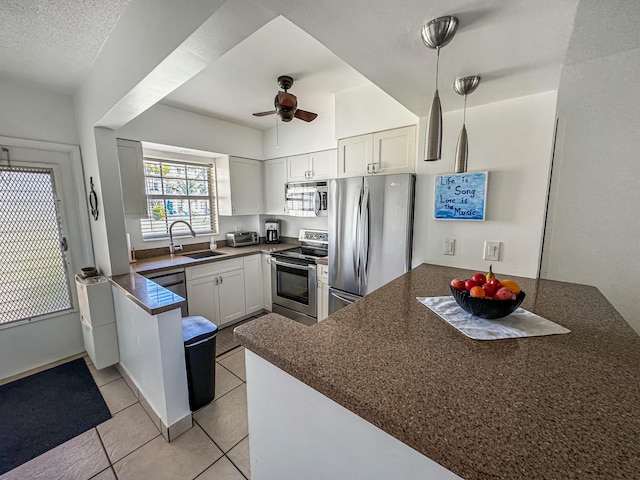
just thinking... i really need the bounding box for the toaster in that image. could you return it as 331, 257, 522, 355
225, 231, 259, 247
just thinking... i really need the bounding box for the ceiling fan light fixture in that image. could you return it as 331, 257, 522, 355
421, 16, 458, 161
453, 75, 481, 174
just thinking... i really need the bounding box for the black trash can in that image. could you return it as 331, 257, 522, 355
182, 316, 218, 411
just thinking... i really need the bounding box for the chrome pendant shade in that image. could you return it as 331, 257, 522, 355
421, 16, 458, 161
453, 75, 480, 173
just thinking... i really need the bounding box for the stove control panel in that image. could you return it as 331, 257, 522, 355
299, 229, 328, 244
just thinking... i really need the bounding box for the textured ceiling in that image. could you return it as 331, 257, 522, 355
0, 0, 130, 94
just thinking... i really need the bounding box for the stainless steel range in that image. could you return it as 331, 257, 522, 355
271, 229, 328, 326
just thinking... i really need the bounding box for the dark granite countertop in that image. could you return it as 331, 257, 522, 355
109, 243, 297, 315
234, 263, 640, 479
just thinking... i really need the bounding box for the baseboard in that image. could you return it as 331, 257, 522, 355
0, 352, 87, 386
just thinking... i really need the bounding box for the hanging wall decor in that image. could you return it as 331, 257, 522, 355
89, 177, 99, 221
434, 171, 488, 220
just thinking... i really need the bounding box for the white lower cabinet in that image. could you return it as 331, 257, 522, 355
186, 258, 246, 328
262, 254, 272, 311
244, 255, 263, 315
317, 264, 329, 321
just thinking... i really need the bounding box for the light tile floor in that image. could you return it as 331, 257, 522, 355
0, 347, 250, 480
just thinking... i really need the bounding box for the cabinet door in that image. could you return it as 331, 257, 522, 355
319, 281, 329, 321
229, 157, 264, 215
243, 255, 263, 315
217, 269, 247, 326
309, 149, 337, 180
186, 277, 219, 325
372, 125, 416, 175
262, 254, 272, 311
117, 139, 146, 216
264, 158, 287, 215
337, 134, 373, 178
286, 154, 310, 182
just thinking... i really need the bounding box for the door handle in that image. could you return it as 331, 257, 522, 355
313, 190, 320, 216
352, 187, 361, 279
360, 186, 370, 286
331, 291, 357, 305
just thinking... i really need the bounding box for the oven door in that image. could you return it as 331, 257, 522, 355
271, 258, 317, 317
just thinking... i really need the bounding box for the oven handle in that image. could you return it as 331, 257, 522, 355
271, 259, 317, 271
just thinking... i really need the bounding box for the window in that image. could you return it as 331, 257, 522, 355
141, 158, 218, 239
0, 166, 72, 324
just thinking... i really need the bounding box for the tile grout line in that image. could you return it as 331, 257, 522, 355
217, 361, 245, 384
92, 427, 116, 480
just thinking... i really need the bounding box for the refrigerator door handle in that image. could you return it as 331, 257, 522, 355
352, 187, 362, 279
330, 291, 357, 305
360, 186, 370, 287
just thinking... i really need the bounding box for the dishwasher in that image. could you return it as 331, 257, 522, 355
143, 268, 188, 316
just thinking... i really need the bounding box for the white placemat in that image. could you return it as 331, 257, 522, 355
416, 296, 571, 340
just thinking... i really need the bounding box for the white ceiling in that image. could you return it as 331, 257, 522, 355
161, 16, 371, 130
3, 0, 617, 132
0, 0, 130, 94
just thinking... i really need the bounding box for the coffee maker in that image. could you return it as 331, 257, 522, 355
265, 220, 280, 244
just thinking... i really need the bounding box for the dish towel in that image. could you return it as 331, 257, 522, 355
416, 296, 571, 340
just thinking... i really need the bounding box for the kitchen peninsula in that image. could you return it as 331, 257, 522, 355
235, 264, 640, 479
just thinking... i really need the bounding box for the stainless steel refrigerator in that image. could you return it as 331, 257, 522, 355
328, 173, 415, 314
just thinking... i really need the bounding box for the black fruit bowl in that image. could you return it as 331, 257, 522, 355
450, 286, 526, 319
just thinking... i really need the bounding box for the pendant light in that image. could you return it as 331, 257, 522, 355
453, 75, 480, 173
421, 16, 458, 161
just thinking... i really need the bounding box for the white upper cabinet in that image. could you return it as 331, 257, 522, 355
337, 125, 416, 177
217, 156, 264, 216
264, 157, 287, 215
117, 139, 146, 217
286, 149, 337, 182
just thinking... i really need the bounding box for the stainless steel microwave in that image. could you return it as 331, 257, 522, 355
285, 181, 328, 217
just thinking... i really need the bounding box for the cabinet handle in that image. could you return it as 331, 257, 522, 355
215, 277, 219, 285
366, 164, 371, 174
219, 276, 223, 284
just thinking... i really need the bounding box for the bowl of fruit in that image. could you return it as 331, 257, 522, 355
449, 266, 525, 319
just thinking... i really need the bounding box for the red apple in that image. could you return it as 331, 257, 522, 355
465, 279, 479, 291
495, 287, 516, 301
472, 273, 487, 285
450, 279, 466, 291
487, 278, 502, 289
482, 282, 498, 298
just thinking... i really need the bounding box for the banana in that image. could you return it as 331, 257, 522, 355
486, 264, 495, 280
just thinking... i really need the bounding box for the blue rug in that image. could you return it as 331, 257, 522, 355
0, 358, 112, 475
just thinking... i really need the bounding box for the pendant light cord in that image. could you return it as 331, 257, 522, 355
435, 47, 440, 90
463, 94, 467, 124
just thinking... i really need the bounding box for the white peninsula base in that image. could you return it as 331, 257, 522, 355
245, 350, 461, 480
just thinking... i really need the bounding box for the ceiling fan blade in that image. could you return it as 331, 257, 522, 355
253, 110, 277, 117
277, 91, 297, 109
294, 109, 318, 122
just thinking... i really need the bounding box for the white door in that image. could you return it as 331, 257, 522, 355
372, 126, 416, 175
186, 277, 220, 325
286, 154, 310, 182
217, 269, 246, 326
0, 139, 92, 379
338, 134, 373, 178
309, 149, 337, 180
262, 254, 272, 311
243, 255, 263, 315
264, 158, 287, 215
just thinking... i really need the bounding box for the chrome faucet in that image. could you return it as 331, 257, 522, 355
168, 220, 196, 254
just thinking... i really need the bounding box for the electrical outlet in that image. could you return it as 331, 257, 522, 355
443, 238, 455, 256
484, 241, 501, 261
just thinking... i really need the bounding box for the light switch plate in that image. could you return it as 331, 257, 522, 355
443, 238, 455, 256
484, 241, 501, 261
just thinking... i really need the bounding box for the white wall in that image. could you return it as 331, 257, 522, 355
258, 214, 328, 238
263, 110, 336, 159
0, 79, 78, 145
541, 47, 640, 335
412, 91, 558, 278
118, 103, 263, 160
335, 84, 418, 139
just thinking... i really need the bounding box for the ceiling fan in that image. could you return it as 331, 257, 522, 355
253, 75, 318, 123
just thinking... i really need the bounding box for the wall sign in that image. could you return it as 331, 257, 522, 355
434, 171, 488, 220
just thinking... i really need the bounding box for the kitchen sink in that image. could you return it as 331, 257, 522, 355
181, 250, 226, 259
